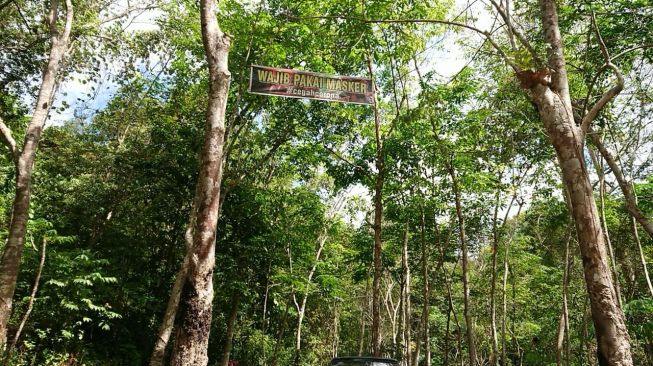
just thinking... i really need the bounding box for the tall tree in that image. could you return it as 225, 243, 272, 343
168, 0, 231, 363
527, 2, 632, 362
0, 0, 73, 348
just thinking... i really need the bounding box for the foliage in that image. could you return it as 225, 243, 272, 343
0, 0, 652, 365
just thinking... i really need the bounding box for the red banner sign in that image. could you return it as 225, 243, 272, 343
248, 65, 373, 105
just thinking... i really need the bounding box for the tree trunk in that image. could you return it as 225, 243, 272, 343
446, 161, 477, 365
359, 277, 370, 357
411, 319, 420, 366
262, 262, 272, 333
420, 211, 431, 366
526, 2, 634, 363
443, 263, 462, 366
150, 188, 200, 366
436, 222, 460, 366
367, 53, 385, 358
536, 89, 632, 364
443, 301, 451, 366
270, 297, 291, 366
398, 242, 406, 364
401, 223, 412, 366
168, 0, 231, 364
582, 298, 597, 366
631, 203, 653, 297
220, 291, 241, 366
383, 276, 398, 350
511, 267, 522, 366
4, 238, 47, 362
0, 0, 73, 349
589, 147, 623, 308
501, 237, 510, 366
294, 230, 328, 361
149, 263, 186, 366
556, 232, 572, 366
490, 190, 501, 366
332, 302, 340, 358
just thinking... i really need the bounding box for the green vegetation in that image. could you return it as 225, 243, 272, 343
0, 0, 652, 365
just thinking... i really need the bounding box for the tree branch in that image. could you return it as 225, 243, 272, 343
47, 0, 60, 36
589, 128, 653, 239
286, 15, 520, 71
488, 0, 543, 65
0, 117, 19, 164
580, 13, 624, 135
99, 4, 161, 25
6, 238, 47, 357
504, 0, 516, 51
581, 64, 624, 134
369, 18, 519, 71
613, 44, 653, 61
322, 143, 368, 175
61, 0, 74, 42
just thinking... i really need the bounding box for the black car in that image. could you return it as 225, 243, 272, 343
330, 357, 399, 366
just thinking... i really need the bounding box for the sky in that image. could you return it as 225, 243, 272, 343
48, 4, 163, 125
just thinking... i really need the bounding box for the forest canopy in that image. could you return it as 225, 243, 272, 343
0, 0, 652, 365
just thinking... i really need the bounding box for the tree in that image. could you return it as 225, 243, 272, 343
0, 0, 74, 348
167, 0, 232, 364
526, 2, 632, 362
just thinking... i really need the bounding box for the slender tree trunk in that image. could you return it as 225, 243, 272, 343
490, 190, 502, 366
398, 242, 406, 364
420, 211, 431, 366
582, 298, 596, 366
220, 291, 241, 366
4, 238, 47, 362
526, 2, 633, 363
511, 267, 522, 366
294, 231, 328, 361
332, 302, 340, 358
150, 263, 186, 366
169, 0, 231, 363
497, 200, 525, 366
590, 147, 623, 308
0, 0, 73, 348
436, 219, 462, 365
411, 319, 420, 366
262, 263, 272, 333
444, 263, 462, 366
367, 53, 385, 358
437, 222, 459, 366
630, 202, 653, 297
501, 238, 510, 366
359, 277, 370, 357
383, 277, 398, 349
150, 189, 200, 366
557, 232, 572, 366
443, 301, 451, 366
437, 223, 454, 366
446, 161, 477, 365
270, 298, 291, 366
401, 223, 412, 366
592, 133, 653, 297
150, 230, 193, 365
